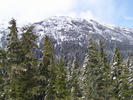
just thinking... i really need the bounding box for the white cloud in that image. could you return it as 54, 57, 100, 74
79, 11, 94, 20
0, 0, 128, 26
81, 0, 116, 22
0, 0, 75, 24
72, 0, 127, 25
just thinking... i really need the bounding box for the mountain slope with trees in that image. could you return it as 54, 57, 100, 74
0, 19, 133, 100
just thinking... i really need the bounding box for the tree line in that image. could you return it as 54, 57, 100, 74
0, 19, 133, 100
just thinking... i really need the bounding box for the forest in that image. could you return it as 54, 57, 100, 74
0, 19, 133, 100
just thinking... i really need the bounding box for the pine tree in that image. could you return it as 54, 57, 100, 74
98, 39, 111, 100
21, 25, 37, 57
36, 35, 57, 100
0, 49, 6, 99
6, 25, 38, 100
4, 19, 24, 100
6, 18, 23, 65
119, 63, 131, 100
111, 46, 123, 99
128, 54, 133, 99
70, 58, 82, 100
0, 70, 3, 99
83, 38, 102, 99
55, 58, 69, 100
44, 35, 57, 100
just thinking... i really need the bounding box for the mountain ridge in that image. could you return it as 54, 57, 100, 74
1, 16, 133, 64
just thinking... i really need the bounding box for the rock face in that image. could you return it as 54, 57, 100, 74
1, 16, 133, 64
33, 16, 133, 64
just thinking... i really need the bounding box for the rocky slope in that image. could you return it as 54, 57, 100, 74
1, 16, 133, 64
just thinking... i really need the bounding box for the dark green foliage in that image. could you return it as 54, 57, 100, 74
36, 35, 56, 100
84, 38, 102, 99
70, 58, 82, 100
98, 39, 111, 100
21, 25, 37, 56
45, 63, 57, 100
127, 54, 133, 99
6, 18, 23, 65
111, 47, 123, 99
55, 58, 69, 100
6, 24, 38, 100
0, 50, 5, 99
16, 25, 38, 100
5, 19, 23, 100
0, 19, 132, 100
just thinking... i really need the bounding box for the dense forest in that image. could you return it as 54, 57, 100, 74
0, 19, 133, 100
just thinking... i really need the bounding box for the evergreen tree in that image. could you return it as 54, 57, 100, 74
83, 38, 102, 99
5, 19, 24, 100
55, 58, 69, 100
0, 49, 6, 99
70, 58, 82, 100
119, 63, 131, 100
7, 25, 38, 100
98, 39, 111, 100
21, 25, 37, 57
111, 46, 123, 99
6, 18, 23, 65
44, 35, 57, 100
128, 54, 133, 99
36, 35, 57, 100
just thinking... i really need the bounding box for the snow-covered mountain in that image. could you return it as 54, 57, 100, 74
1, 16, 133, 64
0, 20, 8, 48
33, 16, 133, 63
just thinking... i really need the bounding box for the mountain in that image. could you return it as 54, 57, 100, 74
1, 16, 133, 64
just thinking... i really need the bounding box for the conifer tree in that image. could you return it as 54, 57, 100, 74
55, 58, 69, 100
37, 35, 57, 100
0, 49, 6, 99
83, 38, 102, 99
0, 70, 3, 99
128, 54, 133, 99
119, 63, 131, 100
98, 39, 111, 100
7, 25, 38, 100
111, 46, 123, 99
21, 25, 37, 57
5, 19, 24, 100
44, 35, 57, 100
6, 18, 23, 65
70, 58, 82, 100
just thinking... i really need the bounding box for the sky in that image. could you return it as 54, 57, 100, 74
0, 0, 133, 28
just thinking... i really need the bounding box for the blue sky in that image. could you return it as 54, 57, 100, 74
0, 0, 133, 28
71, 0, 133, 28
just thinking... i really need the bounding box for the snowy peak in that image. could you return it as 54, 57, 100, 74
34, 16, 133, 45
32, 16, 133, 63
0, 16, 133, 63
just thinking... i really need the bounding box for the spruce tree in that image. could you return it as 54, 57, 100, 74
119, 63, 131, 100
7, 25, 38, 100
37, 35, 57, 100
83, 38, 102, 99
70, 58, 82, 100
5, 19, 24, 100
128, 54, 133, 99
98, 39, 111, 100
55, 58, 69, 100
111, 46, 123, 99
6, 18, 23, 65
44, 35, 57, 100
0, 49, 6, 99
21, 25, 37, 57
